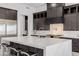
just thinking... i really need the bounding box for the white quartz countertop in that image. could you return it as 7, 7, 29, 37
1, 36, 70, 49
59, 35, 79, 39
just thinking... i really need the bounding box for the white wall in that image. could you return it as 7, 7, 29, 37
0, 3, 34, 36
33, 4, 47, 13
65, 3, 77, 6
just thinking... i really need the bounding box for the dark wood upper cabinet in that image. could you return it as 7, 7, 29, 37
44, 12, 47, 17
40, 13, 43, 18
64, 8, 70, 14
70, 7, 76, 13
64, 14, 77, 31
33, 11, 47, 30
33, 11, 47, 19
33, 14, 37, 19
76, 13, 79, 30
63, 4, 79, 31
78, 6, 79, 12
0, 7, 17, 20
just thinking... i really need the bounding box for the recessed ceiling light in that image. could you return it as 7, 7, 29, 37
51, 3, 56, 7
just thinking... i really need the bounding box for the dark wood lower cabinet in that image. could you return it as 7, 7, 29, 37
72, 39, 79, 52
10, 42, 43, 56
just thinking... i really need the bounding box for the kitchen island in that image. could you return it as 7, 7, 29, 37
59, 35, 79, 53
1, 36, 72, 56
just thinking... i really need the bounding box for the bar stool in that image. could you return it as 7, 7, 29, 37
1, 43, 11, 56
1, 43, 38, 56
10, 47, 19, 56
1, 43, 20, 56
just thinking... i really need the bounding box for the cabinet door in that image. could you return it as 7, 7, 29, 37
72, 39, 79, 52
70, 14, 77, 30
64, 14, 77, 30
77, 13, 79, 30
35, 18, 45, 30
64, 15, 72, 30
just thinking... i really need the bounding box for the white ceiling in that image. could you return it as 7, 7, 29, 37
25, 3, 45, 8
25, 3, 78, 7
24, 3, 78, 9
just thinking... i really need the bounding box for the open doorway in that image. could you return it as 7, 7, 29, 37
23, 16, 28, 36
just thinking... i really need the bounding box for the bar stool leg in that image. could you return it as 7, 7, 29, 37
1, 45, 5, 56
17, 52, 20, 56
6, 47, 10, 56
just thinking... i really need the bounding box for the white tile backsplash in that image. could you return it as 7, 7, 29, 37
33, 30, 50, 35
63, 31, 79, 37
34, 30, 79, 37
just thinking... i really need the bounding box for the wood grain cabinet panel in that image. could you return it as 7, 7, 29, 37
64, 14, 77, 31
64, 15, 72, 30
70, 14, 77, 30
76, 13, 79, 30
33, 11, 48, 30
72, 39, 79, 52
63, 4, 79, 31
33, 18, 46, 30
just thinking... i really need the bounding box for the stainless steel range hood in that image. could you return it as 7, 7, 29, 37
47, 3, 65, 18
47, 3, 65, 35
